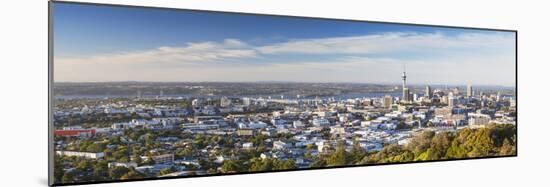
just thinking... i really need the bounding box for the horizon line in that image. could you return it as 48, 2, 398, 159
53, 81, 516, 88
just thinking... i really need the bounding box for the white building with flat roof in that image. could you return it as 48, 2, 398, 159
56, 151, 104, 159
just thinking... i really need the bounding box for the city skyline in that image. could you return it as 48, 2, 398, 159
54, 3, 516, 86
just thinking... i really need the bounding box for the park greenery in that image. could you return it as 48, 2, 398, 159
313, 123, 516, 167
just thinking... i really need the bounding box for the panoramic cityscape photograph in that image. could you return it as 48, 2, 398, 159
51, 2, 516, 185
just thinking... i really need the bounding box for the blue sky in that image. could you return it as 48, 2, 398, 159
53, 2, 516, 86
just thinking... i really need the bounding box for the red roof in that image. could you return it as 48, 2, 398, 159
54, 129, 96, 136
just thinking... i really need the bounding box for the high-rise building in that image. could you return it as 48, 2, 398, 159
441, 95, 448, 104
383, 95, 393, 109
243, 97, 251, 106
425, 86, 432, 99
403, 88, 411, 102
401, 66, 410, 102
402, 67, 407, 91
448, 96, 455, 107
467, 85, 473, 97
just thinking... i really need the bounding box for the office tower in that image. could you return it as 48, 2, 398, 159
448, 96, 455, 107
384, 95, 393, 109
425, 86, 432, 99
243, 97, 251, 106
467, 85, 473, 97
441, 95, 448, 104
402, 69, 407, 99
403, 88, 411, 102
453, 87, 459, 95
401, 66, 410, 102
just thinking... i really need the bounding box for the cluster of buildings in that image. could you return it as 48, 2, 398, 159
53, 70, 516, 177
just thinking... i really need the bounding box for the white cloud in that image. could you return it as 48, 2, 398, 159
56, 38, 257, 66
54, 32, 515, 86
55, 39, 258, 81
257, 32, 514, 55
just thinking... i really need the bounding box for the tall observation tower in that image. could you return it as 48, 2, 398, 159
402, 68, 407, 90
402, 65, 410, 102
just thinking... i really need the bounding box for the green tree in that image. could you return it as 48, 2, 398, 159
306, 144, 316, 150
279, 159, 296, 170
92, 161, 108, 179
326, 141, 350, 166
249, 158, 273, 172
466, 128, 494, 157
75, 159, 92, 172
61, 171, 75, 183
369, 144, 405, 163
109, 166, 130, 179
499, 138, 516, 156
86, 143, 105, 153
387, 151, 414, 162
446, 140, 468, 158
445, 128, 472, 158
176, 146, 194, 159
157, 167, 176, 176
425, 132, 452, 160
406, 131, 435, 156
112, 147, 129, 161
220, 160, 241, 173
350, 140, 366, 164
310, 156, 327, 168
53, 156, 65, 183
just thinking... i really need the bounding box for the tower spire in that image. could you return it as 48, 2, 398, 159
402, 64, 407, 89
402, 64, 409, 102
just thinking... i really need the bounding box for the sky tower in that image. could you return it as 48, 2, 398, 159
402, 66, 407, 90
402, 65, 410, 101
